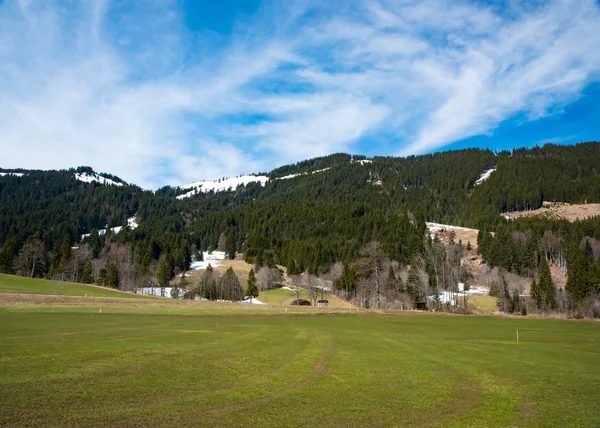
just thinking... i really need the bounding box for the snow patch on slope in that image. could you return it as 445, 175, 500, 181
475, 168, 496, 185
278, 173, 302, 180
177, 176, 269, 199
426, 222, 477, 234
277, 167, 330, 180
351, 158, 372, 165
189, 251, 226, 270
0, 172, 24, 177
136, 286, 264, 303
80, 216, 138, 241
75, 172, 124, 186
177, 168, 332, 197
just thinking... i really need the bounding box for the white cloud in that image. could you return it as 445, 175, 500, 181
0, 0, 599, 188
244, 93, 389, 160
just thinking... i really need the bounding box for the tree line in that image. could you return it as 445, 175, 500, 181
0, 142, 599, 316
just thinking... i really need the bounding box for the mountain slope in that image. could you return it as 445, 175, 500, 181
1, 142, 599, 304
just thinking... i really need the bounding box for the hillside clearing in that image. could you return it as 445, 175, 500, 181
259, 287, 353, 308
426, 222, 479, 249
503, 202, 600, 222
0, 274, 151, 299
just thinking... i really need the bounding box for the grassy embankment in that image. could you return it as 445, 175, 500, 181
0, 273, 151, 299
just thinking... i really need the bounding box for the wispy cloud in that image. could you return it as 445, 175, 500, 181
1, 0, 599, 188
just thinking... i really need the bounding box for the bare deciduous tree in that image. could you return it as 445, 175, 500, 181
357, 242, 387, 309
256, 267, 282, 291
14, 236, 46, 278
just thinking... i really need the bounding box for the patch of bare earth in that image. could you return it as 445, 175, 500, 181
503, 202, 600, 222
426, 223, 480, 249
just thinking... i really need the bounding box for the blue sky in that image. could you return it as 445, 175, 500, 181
0, 0, 599, 188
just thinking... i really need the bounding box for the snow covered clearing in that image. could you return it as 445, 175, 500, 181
0, 172, 24, 177
74, 172, 124, 186
177, 168, 333, 197
277, 167, 330, 180
352, 159, 372, 165
503, 202, 600, 222
189, 251, 226, 270
475, 167, 496, 185
429, 286, 486, 306
426, 222, 476, 233
278, 173, 302, 180
80, 216, 138, 241
176, 175, 269, 199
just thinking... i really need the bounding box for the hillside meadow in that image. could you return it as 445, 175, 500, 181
0, 302, 598, 427
0, 273, 150, 299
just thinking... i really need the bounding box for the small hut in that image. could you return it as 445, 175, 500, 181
413, 301, 428, 311
317, 299, 329, 307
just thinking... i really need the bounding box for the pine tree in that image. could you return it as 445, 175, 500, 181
219, 267, 244, 301
157, 255, 173, 289
245, 269, 259, 298
0, 237, 19, 274
334, 263, 358, 295
288, 259, 298, 275
98, 267, 107, 285
57, 236, 72, 279
81, 260, 93, 284
538, 257, 556, 310
511, 288, 521, 314
406, 265, 421, 301
199, 265, 218, 300
530, 278, 540, 309
496, 276, 511, 312
105, 260, 119, 288
566, 247, 591, 303
226, 238, 237, 261
177, 245, 191, 272
583, 239, 594, 262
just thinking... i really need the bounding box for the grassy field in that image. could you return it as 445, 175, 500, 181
0, 306, 598, 427
259, 287, 353, 308
468, 294, 499, 313
0, 292, 357, 315
0, 274, 151, 299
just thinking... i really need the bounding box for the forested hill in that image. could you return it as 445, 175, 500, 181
1, 142, 599, 296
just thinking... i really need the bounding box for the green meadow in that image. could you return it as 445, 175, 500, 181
0, 306, 598, 427
0, 273, 150, 299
